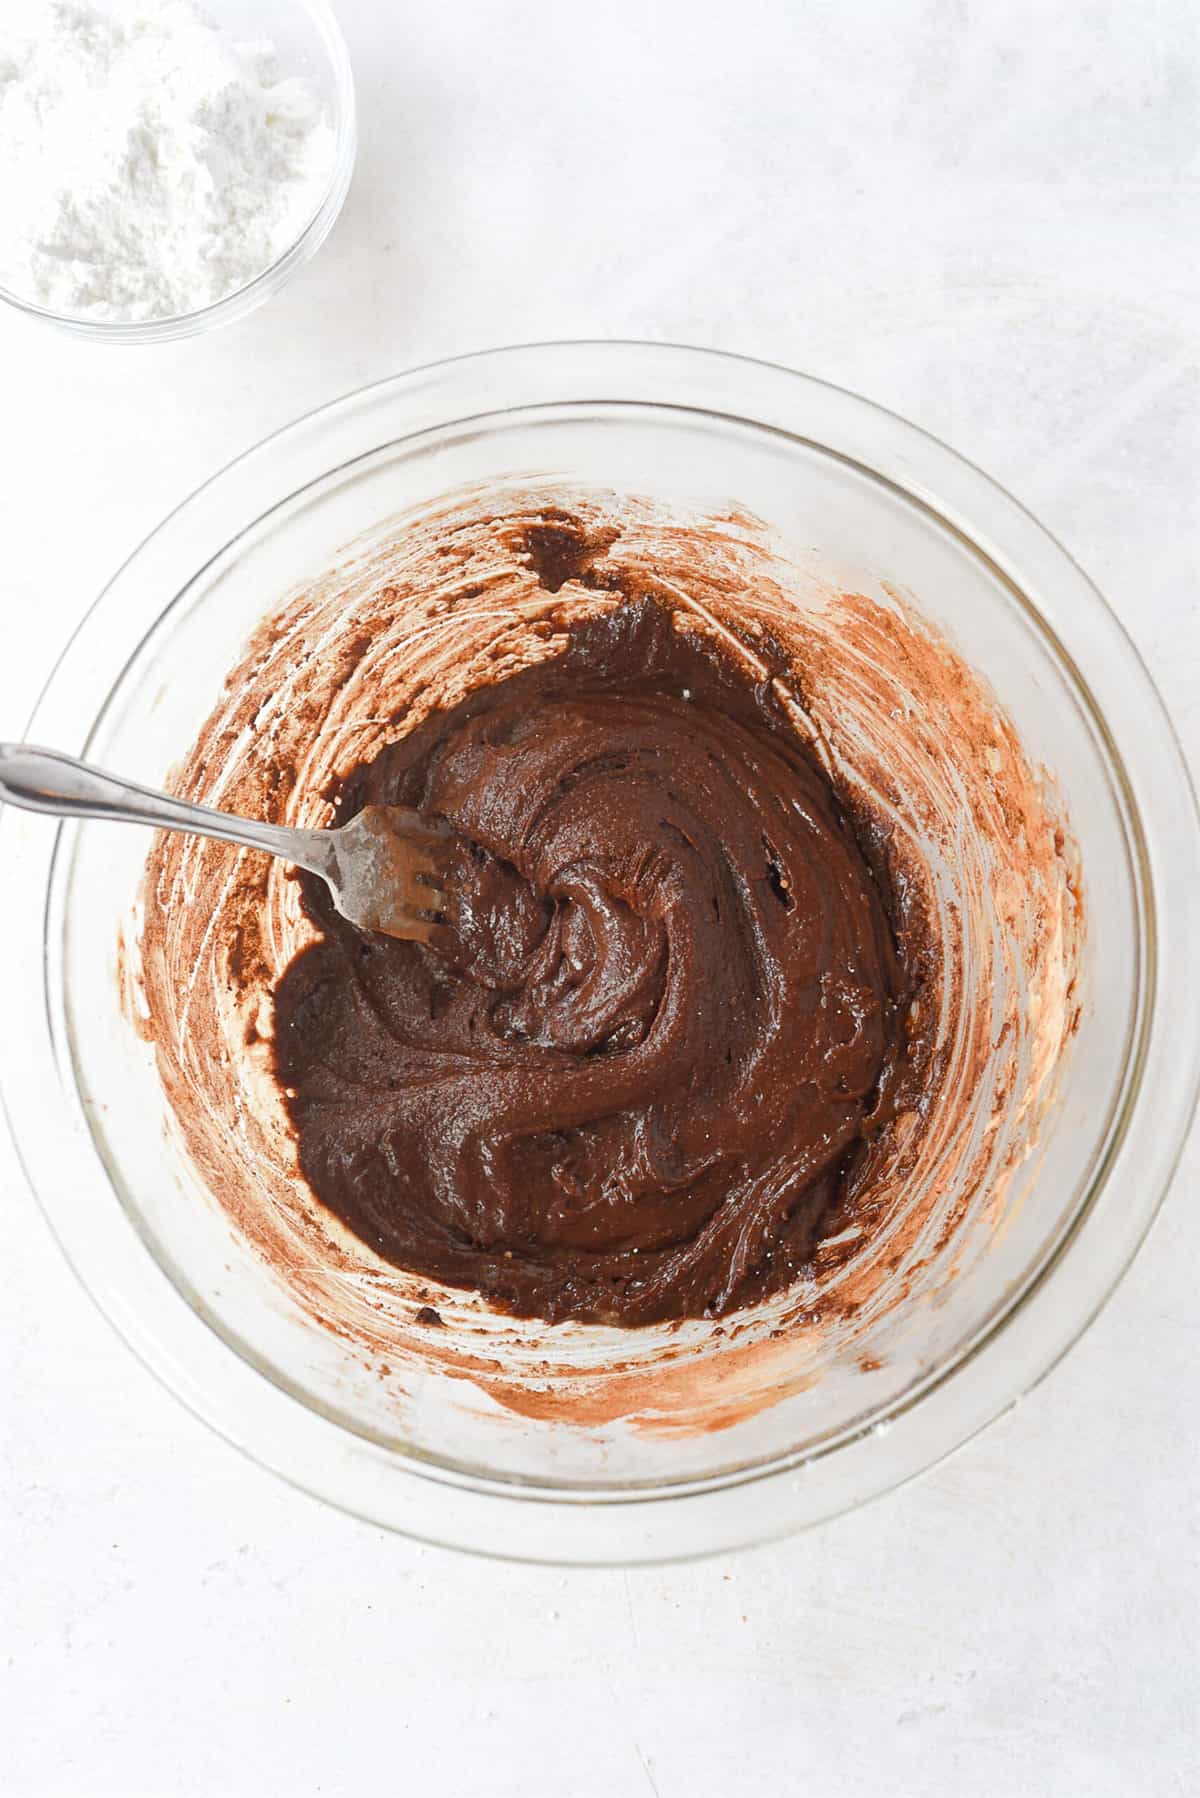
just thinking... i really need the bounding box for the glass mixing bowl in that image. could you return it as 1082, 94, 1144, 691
0, 0, 356, 344
3, 343, 1197, 1563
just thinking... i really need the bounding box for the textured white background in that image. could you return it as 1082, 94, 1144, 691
2, 3, 1198, 1793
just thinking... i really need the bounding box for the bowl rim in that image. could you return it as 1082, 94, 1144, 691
0, 0, 357, 344
3, 340, 1198, 1563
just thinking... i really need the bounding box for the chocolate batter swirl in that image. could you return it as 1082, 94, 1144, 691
274, 595, 907, 1325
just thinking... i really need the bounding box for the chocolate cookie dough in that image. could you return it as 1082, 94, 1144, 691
273, 592, 909, 1325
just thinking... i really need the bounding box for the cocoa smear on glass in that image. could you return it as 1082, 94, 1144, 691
130, 489, 1080, 1433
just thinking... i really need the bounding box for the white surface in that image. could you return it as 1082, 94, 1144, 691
1, 2, 1197, 1792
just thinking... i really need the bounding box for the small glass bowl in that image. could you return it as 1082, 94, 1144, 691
0, 0, 355, 344
3, 343, 1198, 1563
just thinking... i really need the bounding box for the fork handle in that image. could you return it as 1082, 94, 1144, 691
0, 742, 332, 875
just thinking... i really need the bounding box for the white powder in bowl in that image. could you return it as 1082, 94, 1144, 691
0, 0, 338, 323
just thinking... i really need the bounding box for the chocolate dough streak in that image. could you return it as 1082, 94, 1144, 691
273, 593, 911, 1326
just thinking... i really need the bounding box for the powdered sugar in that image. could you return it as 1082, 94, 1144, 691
0, 1, 337, 322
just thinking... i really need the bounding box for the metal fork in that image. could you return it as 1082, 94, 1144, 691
0, 742, 452, 944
